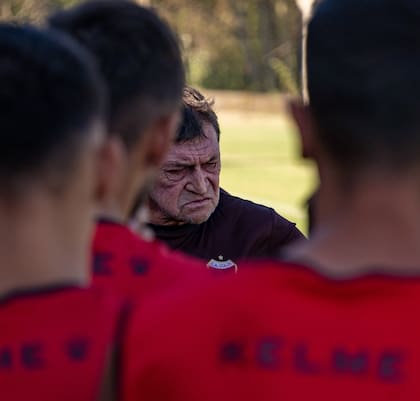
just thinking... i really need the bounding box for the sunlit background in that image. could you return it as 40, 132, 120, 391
0, 0, 317, 233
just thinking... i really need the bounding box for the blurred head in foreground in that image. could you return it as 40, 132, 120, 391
49, 0, 185, 221
302, 0, 420, 179
0, 24, 106, 292
290, 0, 420, 263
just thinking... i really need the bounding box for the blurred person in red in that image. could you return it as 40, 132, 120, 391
0, 23, 122, 401
49, 0, 205, 303
123, 1, 420, 400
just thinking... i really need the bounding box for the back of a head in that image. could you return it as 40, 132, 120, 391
0, 23, 105, 195
307, 0, 420, 172
49, 0, 185, 148
177, 86, 220, 143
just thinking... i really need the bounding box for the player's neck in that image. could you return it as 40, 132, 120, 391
147, 206, 183, 227
290, 172, 420, 277
97, 200, 126, 223
97, 156, 151, 224
0, 192, 90, 298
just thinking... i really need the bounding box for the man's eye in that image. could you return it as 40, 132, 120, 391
205, 162, 218, 171
164, 169, 185, 181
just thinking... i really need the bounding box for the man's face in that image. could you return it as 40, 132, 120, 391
149, 122, 220, 225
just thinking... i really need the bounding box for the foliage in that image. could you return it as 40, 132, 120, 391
0, 0, 77, 22
148, 0, 302, 92
201, 43, 248, 90
0, 0, 303, 93
269, 57, 299, 95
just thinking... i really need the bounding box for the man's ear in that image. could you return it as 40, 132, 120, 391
288, 99, 317, 159
94, 136, 125, 203
145, 111, 180, 167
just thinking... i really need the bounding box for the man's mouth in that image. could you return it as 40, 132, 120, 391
184, 198, 211, 208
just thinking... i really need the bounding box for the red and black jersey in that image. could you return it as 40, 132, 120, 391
0, 286, 124, 401
123, 261, 420, 401
91, 219, 205, 302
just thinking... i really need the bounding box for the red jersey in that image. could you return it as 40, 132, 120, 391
123, 261, 420, 401
92, 219, 205, 302
0, 286, 123, 401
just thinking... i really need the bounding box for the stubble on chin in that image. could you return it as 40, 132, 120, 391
180, 199, 218, 225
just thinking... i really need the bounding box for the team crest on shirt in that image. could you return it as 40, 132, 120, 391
207, 255, 238, 273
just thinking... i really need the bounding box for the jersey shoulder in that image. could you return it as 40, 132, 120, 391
0, 286, 125, 401
123, 263, 420, 401
92, 220, 205, 300
123, 260, 420, 353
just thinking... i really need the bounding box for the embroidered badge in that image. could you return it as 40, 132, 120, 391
207, 255, 238, 273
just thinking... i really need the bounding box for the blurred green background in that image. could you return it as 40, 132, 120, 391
210, 92, 316, 234
0, 0, 304, 93
220, 112, 316, 234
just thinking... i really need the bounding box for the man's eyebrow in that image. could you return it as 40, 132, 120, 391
163, 154, 219, 169
206, 155, 219, 163
163, 161, 193, 169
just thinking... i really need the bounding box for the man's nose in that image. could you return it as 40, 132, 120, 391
188, 167, 207, 194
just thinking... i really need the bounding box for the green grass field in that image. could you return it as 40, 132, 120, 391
218, 111, 317, 235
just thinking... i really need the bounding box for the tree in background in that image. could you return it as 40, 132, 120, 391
0, 0, 302, 93
153, 0, 301, 92
0, 0, 79, 22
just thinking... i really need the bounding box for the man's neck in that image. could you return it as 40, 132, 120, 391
148, 214, 187, 227
147, 198, 187, 227
98, 158, 152, 224
289, 173, 420, 277
97, 181, 138, 224
0, 195, 89, 298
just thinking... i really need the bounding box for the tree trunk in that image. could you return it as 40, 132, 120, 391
258, 0, 279, 90
228, 0, 259, 89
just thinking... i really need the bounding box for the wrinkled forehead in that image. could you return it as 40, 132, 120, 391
166, 123, 220, 164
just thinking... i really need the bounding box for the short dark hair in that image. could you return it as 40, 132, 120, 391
308, 0, 420, 172
177, 86, 220, 143
49, 0, 185, 148
0, 23, 105, 192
